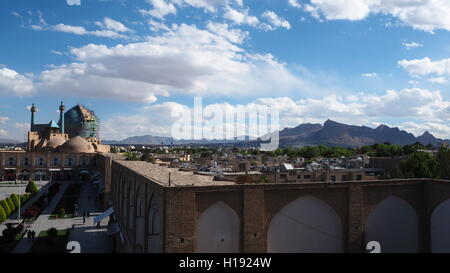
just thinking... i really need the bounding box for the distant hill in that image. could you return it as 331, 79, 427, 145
104, 135, 175, 145
0, 138, 21, 145
279, 123, 322, 140
104, 120, 450, 148
279, 120, 449, 148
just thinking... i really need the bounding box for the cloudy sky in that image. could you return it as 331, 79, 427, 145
1, 0, 450, 141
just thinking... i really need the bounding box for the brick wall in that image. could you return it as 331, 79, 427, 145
107, 159, 450, 253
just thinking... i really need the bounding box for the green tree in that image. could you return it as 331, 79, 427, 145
0, 206, 6, 223
0, 200, 11, 217
437, 148, 450, 180
6, 197, 15, 212
10, 194, 20, 208
400, 152, 439, 178
26, 181, 39, 195
301, 146, 320, 159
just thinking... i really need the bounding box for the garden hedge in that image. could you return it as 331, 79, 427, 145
6, 197, 15, 212
26, 181, 39, 195
0, 206, 6, 222
10, 194, 20, 208
0, 200, 11, 217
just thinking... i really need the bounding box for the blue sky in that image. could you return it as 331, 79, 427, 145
0, 0, 450, 141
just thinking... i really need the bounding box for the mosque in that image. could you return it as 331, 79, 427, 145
0, 102, 110, 181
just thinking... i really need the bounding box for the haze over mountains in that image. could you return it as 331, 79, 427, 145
0, 138, 21, 145
104, 120, 450, 148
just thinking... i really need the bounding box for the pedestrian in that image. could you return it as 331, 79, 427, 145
82, 211, 86, 218
87, 210, 90, 217
96, 221, 100, 229
83, 216, 86, 224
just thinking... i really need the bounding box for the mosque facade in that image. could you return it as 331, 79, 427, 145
0, 102, 110, 181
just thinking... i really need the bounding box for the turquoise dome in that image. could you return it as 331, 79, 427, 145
64, 104, 99, 139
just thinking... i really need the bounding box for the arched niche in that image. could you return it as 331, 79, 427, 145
431, 198, 450, 253
365, 195, 418, 253
195, 201, 240, 253
267, 195, 343, 253
147, 197, 162, 253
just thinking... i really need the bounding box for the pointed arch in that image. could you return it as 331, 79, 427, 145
147, 195, 162, 253
431, 198, 450, 253
134, 184, 145, 251
195, 201, 240, 253
267, 195, 343, 253
365, 195, 418, 253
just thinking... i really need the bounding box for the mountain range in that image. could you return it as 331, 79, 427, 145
0, 138, 21, 145
104, 119, 450, 148
278, 119, 449, 148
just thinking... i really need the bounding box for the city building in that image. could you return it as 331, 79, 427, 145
0, 102, 110, 181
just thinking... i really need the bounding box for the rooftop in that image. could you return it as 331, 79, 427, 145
114, 160, 236, 187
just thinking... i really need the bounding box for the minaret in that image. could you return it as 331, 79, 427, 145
59, 101, 65, 134
30, 103, 37, 131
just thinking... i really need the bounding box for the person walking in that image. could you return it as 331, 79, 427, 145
87, 210, 90, 218
96, 221, 101, 229
83, 215, 86, 224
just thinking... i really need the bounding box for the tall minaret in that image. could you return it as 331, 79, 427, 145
59, 101, 65, 134
30, 103, 37, 131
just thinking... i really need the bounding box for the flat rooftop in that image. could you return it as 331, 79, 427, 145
115, 160, 236, 187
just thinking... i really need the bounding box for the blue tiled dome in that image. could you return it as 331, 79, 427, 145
64, 104, 99, 139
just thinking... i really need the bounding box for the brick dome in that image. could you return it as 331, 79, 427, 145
60, 136, 95, 153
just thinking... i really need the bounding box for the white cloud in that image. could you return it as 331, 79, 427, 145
102, 102, 189, 139
14, 122, 29, 129
51, 50, 64, 56
428, 77, 448, 84
262, 10, 291, 30
288, 0, 302, 8
0, 129, 7, 137
304, 4, 321, 20
206, 22, 248, 44
170, 0, 243, 13
101, 88, 450, 140
305, 0, 450, 32
11, 11, 22, 18
39, 63, 163, 103
66, 0, 81, 6
139, 0, 177, 19
94, 17, 131, 32
38, 23, 307, 102
147, 20, 171, 32
0, 67, 35, 96
399, 57, 450, 77
398, 121, 450, 139
361, 72, 378, 78
223, 7, 259, 26
51, 24, 127, 39
0, 116, 8, 125
29, 13, 128, 39
403, 41, 423, 50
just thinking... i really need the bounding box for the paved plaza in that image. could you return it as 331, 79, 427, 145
0, 181, 48, 199
0, 181, 113, 253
